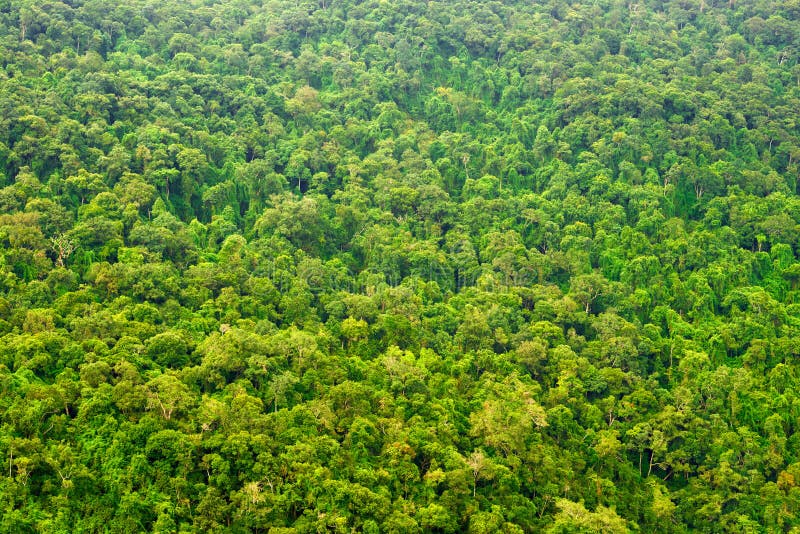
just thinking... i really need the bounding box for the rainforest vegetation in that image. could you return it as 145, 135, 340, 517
1, 0, 800, 531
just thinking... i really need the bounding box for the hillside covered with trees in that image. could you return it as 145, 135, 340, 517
1, 0, 800, 531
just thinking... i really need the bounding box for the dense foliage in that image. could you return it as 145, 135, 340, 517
1, 0, 800, 531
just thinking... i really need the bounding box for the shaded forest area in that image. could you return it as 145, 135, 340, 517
1, 0, 800, 531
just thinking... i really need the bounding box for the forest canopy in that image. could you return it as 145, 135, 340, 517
1, 0, 800, 532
